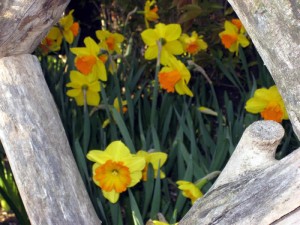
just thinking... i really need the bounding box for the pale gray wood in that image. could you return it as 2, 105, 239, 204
179, 121, 300, 225
226, 0, 300, 139
0, 54, 101, 225
0, 0, 69, 58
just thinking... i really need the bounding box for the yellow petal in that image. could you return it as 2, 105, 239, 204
63, 30, 73, 44
66, 89, 81, 97
86, 91, 100, 106
245, 97, 268, 113
141, 29, 158, 46
164, 40, 184, 55
105, 141, 131, 160
102, 189, 120, 203
145, 46, 158, 60
175, 81, 194, 97
164, 24, 182, 41
148, 152, 167, 169
87, 150, 111, 164
74, 95, 84, 106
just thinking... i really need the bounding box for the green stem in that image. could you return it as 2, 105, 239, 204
150, 40, 162, 125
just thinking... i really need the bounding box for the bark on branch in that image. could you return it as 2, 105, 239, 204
0, 1, 101, 224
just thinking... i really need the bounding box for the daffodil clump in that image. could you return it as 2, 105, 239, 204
219, 18, 250, 54
245, 85, 288, 123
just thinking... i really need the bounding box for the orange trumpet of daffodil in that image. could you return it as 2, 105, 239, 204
86, 141, 145, 203
158, 57, 193, 97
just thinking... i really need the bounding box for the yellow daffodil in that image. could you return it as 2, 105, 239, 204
136, 150, 167, 181
219, 19, 250, 54
40, 27, 63, 54
180, 31, 208, 55
71, 37, 107, 81
66, 70, 100, 106
86, 141, 145, 203
158, 57, 193, 96
144, 0, 159, 28
245, 85, 288, 123
176, 180, 203, 204
58, 9, 79, 44
102, 98, 128, 128
96, 30, 124, 54
141, 23, 184, 65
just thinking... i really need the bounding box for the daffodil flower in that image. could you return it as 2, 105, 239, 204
176, 180, 203, 204
71, 37, 107, 81
40, 27, 63, 54
158, 57, 193, 96
180, 31, 208, 55
96, 30, 125, 54
219, 19, 249, 54
87, 141, 145, 203
58, 10, 79, 44
66, 70, 100, 106
245, 85, 288, 123
152, 221, 178, 225
136, 150, 167, 181
144, 0, 159, 28
141, 23, 184, 65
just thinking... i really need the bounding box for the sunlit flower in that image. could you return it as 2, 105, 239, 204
176, 180, 203, 204
71, 37, 107, 81
141, 23, 184, 65
102, 98, 128, 128
58, 10, 79, 44
66, 70, 100, 106
144, 0, 159, 27
96, 30, 124, 54
136, 150, 167, 181
158, 57, 193, 96
245, 85, 288, 123
86, 141, 145, 203
219, 18, 249, 54
180, 31, 208, 55
40, 27, 63, 54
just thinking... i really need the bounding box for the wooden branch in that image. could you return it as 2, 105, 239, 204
0, 0, 69, 57
0, 1, 101, 224
226, 0, 300, 139
179, 121, 300, 224
0, 55, 101, 225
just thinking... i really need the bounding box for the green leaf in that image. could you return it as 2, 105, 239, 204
128, 189, 144, 225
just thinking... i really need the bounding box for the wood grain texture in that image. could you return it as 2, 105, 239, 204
226, 0, 300, 139
0, 54, 101, 225
0, 0, 69, 58
179, 121, 300, 225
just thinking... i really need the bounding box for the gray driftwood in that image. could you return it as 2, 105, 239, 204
179, 1, 300, 224
0, 1, 101, 224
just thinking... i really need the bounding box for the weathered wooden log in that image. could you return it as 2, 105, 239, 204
0, 0, 101, 224
227, 0, 300, 140
180, 121, 300, 224
179, 1, 300, 224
